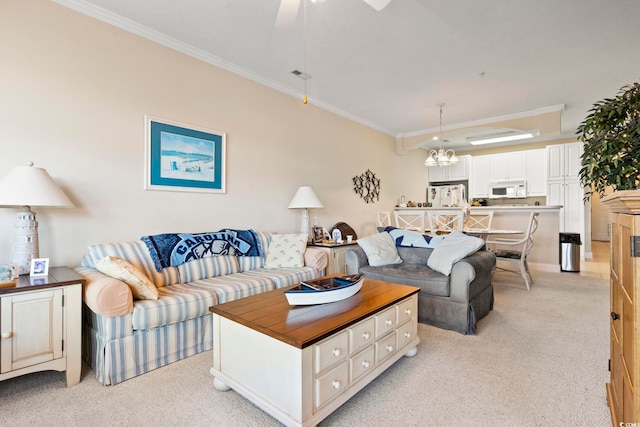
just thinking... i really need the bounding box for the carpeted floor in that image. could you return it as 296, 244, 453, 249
0, 270, 611, 426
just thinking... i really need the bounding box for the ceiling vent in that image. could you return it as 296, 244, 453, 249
290, 69, 312, 80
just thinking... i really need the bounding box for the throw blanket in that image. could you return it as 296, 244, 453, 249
141, 229, 263, 272
384, 226, 444, 248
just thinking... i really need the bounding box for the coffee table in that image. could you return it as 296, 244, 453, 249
209, 278, 420, 427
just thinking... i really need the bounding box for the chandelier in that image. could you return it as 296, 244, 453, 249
424, 104, 459, 167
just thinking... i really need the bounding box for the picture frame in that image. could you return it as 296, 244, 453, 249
145, 115, 226, 193
30, 258, 49, 277
312, 226, 324, 243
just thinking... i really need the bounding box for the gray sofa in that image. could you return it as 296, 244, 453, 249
345, 245, 496, 334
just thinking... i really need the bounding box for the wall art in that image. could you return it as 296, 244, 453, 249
352, 169, 380, 203
145, 116, 226, 193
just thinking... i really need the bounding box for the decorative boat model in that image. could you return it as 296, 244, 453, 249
284, 274, 365, 306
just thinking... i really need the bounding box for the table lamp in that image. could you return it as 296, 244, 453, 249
0, 162, 74, 274
288, 186, 324, 240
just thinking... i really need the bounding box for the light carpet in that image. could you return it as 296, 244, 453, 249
0, 270, 611, 426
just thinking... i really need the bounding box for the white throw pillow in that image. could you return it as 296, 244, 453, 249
264, 234, 308, 268
427, 231, 485, 276
95, 255, 159, 300
357, 232, 403, 267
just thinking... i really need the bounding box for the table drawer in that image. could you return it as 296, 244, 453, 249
350, 345, 375, 384
315, 331, 348, 374
315, 362, 349, 409
376, 331, 397, 364
396, 319, 415, 351
375, 305, 397, 338
397, 297, 415, 325
349, 317, 375, 354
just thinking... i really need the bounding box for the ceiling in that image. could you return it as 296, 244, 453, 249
55, 0, 640, 151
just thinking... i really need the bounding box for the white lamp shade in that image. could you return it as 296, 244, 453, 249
0, 163, 74, 208
288, 186, 324, 209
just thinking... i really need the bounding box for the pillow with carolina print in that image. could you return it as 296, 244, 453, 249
264, 234, 308, 268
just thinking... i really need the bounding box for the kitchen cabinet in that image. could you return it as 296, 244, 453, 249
526, 149, 546, 196
546, 142, 584, 233
547, 142, 582, 180
428, 155, 470, 183
470, 155, 492, 198
490, 152, 526, 181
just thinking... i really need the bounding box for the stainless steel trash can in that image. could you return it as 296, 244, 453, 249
560, 232, 581, 272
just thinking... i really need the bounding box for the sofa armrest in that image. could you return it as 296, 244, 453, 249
75, 266, 134, 317
449, 250, 496, 302
304, 247, 328, 272
345, 246, 369, 275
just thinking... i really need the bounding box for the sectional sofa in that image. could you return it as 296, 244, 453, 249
75, 231, 327, 385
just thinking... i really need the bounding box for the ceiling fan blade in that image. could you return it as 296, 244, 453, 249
362, 0, 392, 11
275, 0, 301, 28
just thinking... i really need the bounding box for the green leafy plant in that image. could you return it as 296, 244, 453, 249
578, 81, 640, 199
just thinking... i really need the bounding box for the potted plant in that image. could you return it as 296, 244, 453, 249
577, 81, 640, 199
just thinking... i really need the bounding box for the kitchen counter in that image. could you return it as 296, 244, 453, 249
393, 205, 562, 270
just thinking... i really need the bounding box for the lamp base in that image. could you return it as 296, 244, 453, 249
11, 206, 39, 275
299, 208, 311, 242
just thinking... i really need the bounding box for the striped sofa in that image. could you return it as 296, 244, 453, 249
75, 231, 327, 385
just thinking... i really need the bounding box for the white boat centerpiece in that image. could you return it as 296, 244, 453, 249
284, 274, 365, 306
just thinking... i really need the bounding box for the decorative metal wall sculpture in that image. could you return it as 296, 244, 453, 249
352, 169, 380, 203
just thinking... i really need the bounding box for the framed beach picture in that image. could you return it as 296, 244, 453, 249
145, 116, 226, 193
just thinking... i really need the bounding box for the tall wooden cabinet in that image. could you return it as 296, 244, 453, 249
602, 191, 640, 424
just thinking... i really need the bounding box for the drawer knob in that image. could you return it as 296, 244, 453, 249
404, 331, 411, 339
385, 319, 393, 326
362, 332, 370, 340
386, 344, 394, 352
1, 331, 12, 339
332, 380, 342, 389
404, 309, 411, 315
362, 360, 370, 368
332, 348, 341, 357
611, 312, 620, 321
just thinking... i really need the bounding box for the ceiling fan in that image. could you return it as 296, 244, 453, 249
276, 0, 393, 28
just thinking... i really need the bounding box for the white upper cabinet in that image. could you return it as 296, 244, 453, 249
547, 142, 583, 181
526, 149, 546, 196
490, 151, 526, 181
428, 155, 470, 183
470, 155, 492, 198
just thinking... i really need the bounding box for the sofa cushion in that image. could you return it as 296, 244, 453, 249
359, 263, 450, 297
88, 241, 180, 288
184, 272, 277, 304
427, 231, 485, 276
357, 232, 402, 267
243, 266, 318, 289
131, 283, 217, 331
95, 256, 159, 300
264, 234, 308, 268
177, 255, 240, 282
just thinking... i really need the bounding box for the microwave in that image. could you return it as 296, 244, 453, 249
490, 181, 527, 199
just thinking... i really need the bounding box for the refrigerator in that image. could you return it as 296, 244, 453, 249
427, 184, 466, 208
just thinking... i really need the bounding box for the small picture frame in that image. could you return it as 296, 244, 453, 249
30, 258, 49, 277
312, 226, 324, 243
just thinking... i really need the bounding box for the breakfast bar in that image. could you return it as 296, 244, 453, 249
393, 205, 563, 270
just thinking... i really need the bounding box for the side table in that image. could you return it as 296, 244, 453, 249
308, 242, 358, 275
0, 266, 84, 386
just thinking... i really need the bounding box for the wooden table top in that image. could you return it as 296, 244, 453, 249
0, 266, 85, 296
210, 278, 419, 349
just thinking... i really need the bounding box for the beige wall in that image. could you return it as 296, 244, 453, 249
0, 1, 428, 267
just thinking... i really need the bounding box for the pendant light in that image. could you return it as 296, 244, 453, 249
424, 104, 459, 167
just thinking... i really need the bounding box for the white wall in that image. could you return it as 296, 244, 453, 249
0, 1, 428, 267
